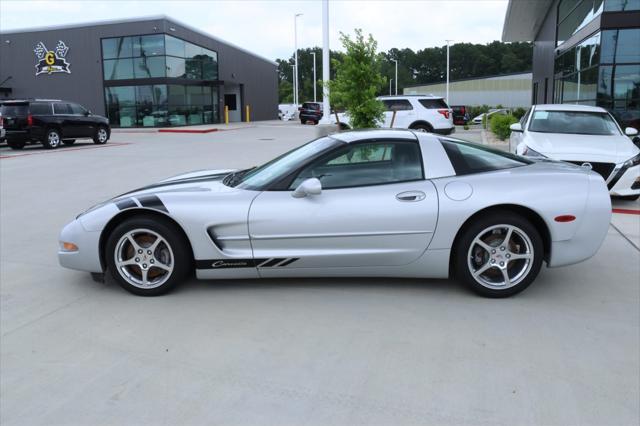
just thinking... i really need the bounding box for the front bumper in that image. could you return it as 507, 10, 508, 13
609, 164, 640, 197
58, 219, 103, 273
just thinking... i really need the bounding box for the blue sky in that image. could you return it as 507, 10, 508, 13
0, 0, 510, 60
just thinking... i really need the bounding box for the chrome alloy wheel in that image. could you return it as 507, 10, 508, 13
467, 224, 534, 289
48, 131, 61, 147
114, 228, 174, 289
97, 128, 108, 143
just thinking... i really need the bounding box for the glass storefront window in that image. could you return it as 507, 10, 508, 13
102, 37, 133, 59
133, 35, 165, 57
133, 56, 166, 79
556, 0, 604, 46
601, 29, 640, 64
185, 42, 203, 59
103, 59, 134, 80
605, 0, 640, 10
105, 86, 136, 127
185, 59, 202, 79
166, 56, 186, 78
165, 35, 185, 57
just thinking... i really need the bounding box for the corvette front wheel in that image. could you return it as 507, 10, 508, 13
455, 212, 543, 298
105, 216, 191, 296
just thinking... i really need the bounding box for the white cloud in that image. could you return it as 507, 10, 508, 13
0, 0, 509, 60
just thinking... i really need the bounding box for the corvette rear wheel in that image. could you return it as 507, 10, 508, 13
455, 212, 543, 297
105, 216, 191, 296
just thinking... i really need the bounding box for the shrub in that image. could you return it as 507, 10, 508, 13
512, 107, 527, 120
490, 114, 518, 140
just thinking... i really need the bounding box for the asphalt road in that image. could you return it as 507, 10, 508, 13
1, 121, 639, 425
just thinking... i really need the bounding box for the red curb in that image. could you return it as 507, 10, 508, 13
158, 128, 220, 134
612, 208, 640, 215
0, 142, 131, 159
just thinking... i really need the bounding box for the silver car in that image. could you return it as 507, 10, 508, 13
58, 130, 611, 297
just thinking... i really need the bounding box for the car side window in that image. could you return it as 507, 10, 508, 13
382, 99, 413, 111
289, 141, 423, 190
53, 103, 73, 115
29, 102, 53, 115
69, 103, 87, 115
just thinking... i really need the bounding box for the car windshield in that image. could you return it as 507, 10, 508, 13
0, 104, 28, 116
528, 110, 621, 135
226, 136, 342, 190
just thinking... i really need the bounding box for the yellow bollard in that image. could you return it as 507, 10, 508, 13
224, 105, 229, 124
245, 105, 250, 123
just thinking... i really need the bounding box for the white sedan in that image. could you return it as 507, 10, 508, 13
510, 104, 640, 200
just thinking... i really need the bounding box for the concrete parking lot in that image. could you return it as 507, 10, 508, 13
1, 121, 639, 425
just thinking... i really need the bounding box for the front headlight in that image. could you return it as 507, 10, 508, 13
522, 146, 547, 158
623, 153, 640, 168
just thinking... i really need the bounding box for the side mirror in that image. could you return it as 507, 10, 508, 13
292, 178, 322, 198
624, 127, 638, 137
510, 122, 523, 132
84, 111, 91, 116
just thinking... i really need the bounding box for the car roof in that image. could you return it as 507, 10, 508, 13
378, 95, 444, 100
331, 128, 419, 143
0, 99, 62, 103
534, 104, 608, 113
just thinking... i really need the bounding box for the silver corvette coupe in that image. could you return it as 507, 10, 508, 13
58, 130, 612, 297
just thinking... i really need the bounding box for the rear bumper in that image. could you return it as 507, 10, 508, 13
4, 128, 45, 141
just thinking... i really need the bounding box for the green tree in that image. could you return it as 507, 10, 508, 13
329, 29, 385, 129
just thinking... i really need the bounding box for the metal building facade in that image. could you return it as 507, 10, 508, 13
403, 72, 532, 108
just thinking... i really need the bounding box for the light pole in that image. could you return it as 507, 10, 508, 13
319, 0, 331, 124
294, 13, 303, 106
445, 39, 453, 104
311, 51, 317, 102
292, 64, 296, 105
389, 78, 393, 95
391, 59, 398, 95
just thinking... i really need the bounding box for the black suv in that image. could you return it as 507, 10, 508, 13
0, 99, 110, 150
299, 102, 323, 125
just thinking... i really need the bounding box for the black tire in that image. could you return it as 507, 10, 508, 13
454, 210, 544, 298
7, 140, 26, 150
63, 139, 76, 146
620, 194, 640, 201
301, 119, 306, 125
93, 126, 109, 144
42, 128, 62, 149
105, 215, 192, 296
410, 123, 433, 133
338, 123, 350, 131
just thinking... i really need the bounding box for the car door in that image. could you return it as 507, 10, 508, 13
53, 102, 77, 137
69, 103, 94, 137
382, 99, 415, 129
248, 139, 439, 272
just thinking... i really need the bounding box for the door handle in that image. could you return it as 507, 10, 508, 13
396, 191, 426, 202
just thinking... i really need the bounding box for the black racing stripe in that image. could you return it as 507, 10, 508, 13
196, 258, 269, 269
277, 258, 299, 267
115, 198, 137, 210
259, 258, 287, 267
137, 194, 168, 213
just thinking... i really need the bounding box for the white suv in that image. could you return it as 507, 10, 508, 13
333, 95, 454, 134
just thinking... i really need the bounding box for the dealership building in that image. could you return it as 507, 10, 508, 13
502, 0, 640, 128
0, 16, 278, 127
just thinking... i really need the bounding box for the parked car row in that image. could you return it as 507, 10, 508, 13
0, 99, 111, 150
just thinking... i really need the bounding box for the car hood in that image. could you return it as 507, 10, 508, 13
526, 132, 639, 163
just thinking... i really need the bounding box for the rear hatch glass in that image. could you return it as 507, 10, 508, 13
0, 104, 29, 129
